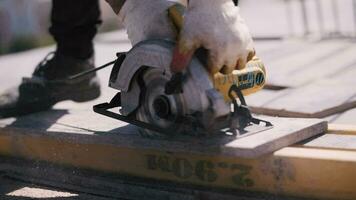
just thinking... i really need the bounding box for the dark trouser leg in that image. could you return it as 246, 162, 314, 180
49, 0, 101, 59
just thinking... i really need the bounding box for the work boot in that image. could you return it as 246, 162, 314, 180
0, 52, 101, 118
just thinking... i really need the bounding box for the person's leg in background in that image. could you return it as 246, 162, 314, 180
0, 0, 102, 118
50, 0, 101, 60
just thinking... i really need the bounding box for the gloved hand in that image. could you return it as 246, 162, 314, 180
178, 0, 255, 74
106, 0, 254, 74
114, 0, 178, 45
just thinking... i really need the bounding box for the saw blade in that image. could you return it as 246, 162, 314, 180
136, 68, 187, 137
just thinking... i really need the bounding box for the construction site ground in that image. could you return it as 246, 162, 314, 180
0, 30, 356, 200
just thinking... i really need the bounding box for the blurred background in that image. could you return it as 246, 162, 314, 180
0, 0, 355, 55
241, 0, 356, 39
1, 0, 356, 123
0, 0, 119, 55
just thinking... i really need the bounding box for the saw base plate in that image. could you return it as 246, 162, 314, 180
220, 123, 274, 139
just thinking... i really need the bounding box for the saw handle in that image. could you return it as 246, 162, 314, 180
165, 4, 207, 94
165, 4, 189, 94
168, 4, 199, 74
165, 4, 266, 99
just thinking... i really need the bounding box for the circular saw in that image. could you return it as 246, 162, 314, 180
93, 39, 272, 137
93, 4, 272, 138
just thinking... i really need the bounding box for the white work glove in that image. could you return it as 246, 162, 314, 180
107, 0, 254, 74
116, 0, 178, 45
179, 0, 255, 74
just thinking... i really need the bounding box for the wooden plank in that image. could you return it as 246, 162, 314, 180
272, 147, 356, 200
2, 109, 356, 200
1, 130, 356, 200
327, 123, 356, 135
0, 158, 303, 200
246, 79, 356, 118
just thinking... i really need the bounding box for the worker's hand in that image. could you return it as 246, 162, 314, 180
179, 0, 255, 74
116, 0, 177, 45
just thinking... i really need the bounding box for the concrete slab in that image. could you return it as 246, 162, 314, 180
0, 108, 327, 158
